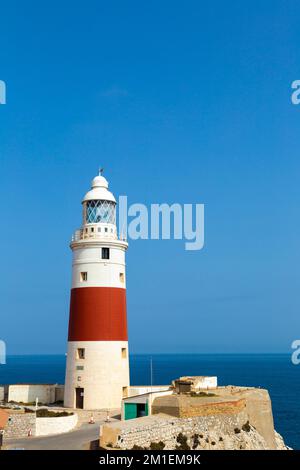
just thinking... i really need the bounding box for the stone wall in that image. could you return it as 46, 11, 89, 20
100, 411, 272, 450
4, 412, 36, 439
152, 395, 246, 418
3, 411, 78, 439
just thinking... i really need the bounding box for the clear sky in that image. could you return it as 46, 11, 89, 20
0, 0, 299, 354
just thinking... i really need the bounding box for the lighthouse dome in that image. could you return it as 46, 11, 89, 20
91, 175, 109, 189
82, 173, 116, 203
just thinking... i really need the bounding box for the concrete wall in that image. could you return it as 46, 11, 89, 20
8, 385, 57, 404
0, 386, 5, 402
36, 413, 78, 436
55, 385, 65, 402
128, 386, 170, 397
4, 412, 36, 439
196, 377, 217, 389
243, 388, 276, 449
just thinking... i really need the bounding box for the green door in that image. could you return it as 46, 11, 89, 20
124, 403, 137, 420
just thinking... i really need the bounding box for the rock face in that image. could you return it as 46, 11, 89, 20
100, 386, 290, 450
100, 413, 288, 450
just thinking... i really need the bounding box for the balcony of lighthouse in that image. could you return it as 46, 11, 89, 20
71, 224, 127, 243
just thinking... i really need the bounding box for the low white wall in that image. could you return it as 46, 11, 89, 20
36, 413, 78, 436
128, 386, 170, 397
8, 385, 56, 404
8, 384, 64, 404
197, 377, 218, 389
0, 386, 5, 401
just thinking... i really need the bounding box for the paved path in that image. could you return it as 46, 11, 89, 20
4, 423, 101, 450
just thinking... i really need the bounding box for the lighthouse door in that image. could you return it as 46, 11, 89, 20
75, 387, 84, 409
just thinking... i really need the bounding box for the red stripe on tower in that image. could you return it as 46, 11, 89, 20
68, 287, 128, 341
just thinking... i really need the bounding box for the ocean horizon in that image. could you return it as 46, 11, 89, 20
0, 353, 299, 449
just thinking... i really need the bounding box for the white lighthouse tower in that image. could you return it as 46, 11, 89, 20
64, 172, 130, 410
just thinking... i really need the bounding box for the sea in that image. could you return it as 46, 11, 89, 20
0, 353, 298, 449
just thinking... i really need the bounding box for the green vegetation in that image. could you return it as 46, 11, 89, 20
176, 433, 190, 450
242, 421, 251, 432
24, 407, 35, 413
9, 401, 45, 406
234, 427, 241, 434
192, 433, 200, 449
150, 441, 166, 450
36, 409, 73, 418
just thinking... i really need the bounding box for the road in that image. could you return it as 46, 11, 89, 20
4, 423, 101, 450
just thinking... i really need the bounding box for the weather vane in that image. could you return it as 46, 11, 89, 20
99, 167, 104, 176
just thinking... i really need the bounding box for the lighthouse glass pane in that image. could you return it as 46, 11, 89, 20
86, 200, 116, 224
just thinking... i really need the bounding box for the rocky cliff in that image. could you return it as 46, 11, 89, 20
100, 386, 290, 450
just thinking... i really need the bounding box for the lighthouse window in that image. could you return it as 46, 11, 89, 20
121, 348, 127, 359
86, 200, 116, 224
102, 247, 110, 259
80, 272, 88, 282
119, 273, 124, 283
77, 348, 85, 360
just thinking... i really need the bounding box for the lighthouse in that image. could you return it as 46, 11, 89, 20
64, 172, 130, 410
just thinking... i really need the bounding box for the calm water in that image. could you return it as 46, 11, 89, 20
0, 354, 298, 449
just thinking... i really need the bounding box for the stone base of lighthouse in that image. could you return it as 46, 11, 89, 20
64, 341, 130, 410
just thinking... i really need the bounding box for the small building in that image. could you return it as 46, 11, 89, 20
122, 386, 172, 420
173, 376, 217, 393
121, 377, 218, 420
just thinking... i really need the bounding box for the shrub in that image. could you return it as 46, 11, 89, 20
24, 408, 34, 413
150, 441, 165, 450
234, 428, 241, 434
242, 421, 251, 432
131, 444, 145, 450
192, 433, 200, 449
176, 433, 190, 450
36, 409, 73, 418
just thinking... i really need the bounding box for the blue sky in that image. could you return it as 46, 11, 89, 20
0, 0, 300, 354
